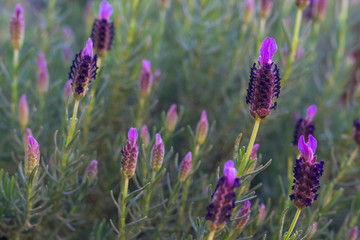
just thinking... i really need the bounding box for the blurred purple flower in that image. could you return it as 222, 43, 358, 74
353, 117, 360, 146
10, 4, 25, 50
37, 52, 49, 94
165, 104, 178, 132
86, 160, 98, 180
139, 59, 153, 97
195, 110, 209, 145
244, 0, 254, 24
23, 128, 33, 150
151, 134, 165, 172
141, 125, 150, 147
18, 94, 29, 130
293, 105, 317, 145
178, 152, 192, 182
259, 0, 273, 19
347, 226, 358, 240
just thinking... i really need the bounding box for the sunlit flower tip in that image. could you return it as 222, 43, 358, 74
244, 0, 254, 24
290, 135, 324, 209
347, 226, 358, 240
305, 0, 327, 22
23, 128, 33, 150
91, 1, 114, 57
178, 152, 192, 182
85, 160, 98, 180
18, 94, 29, 130
10, 4, 25, 50
206, 160, 240, 232
233, 200, 251, 232
259, 0, 273, 19
353, 118, 360, 146
257, 203, 266, 225
25, 136, 40, 179
195, 110, 209, 145
165, 104, 178, 132
151, 134, 165, 172
246, 37, 280, 120
121, 128, 139, 178
295, 0, 310, 9
139, 59, 153, 97
37, 52, 49, 94
308, 222, 317, 239
141, 125, 150, 147
69, 38, 98, 101
293, 105, 317, 145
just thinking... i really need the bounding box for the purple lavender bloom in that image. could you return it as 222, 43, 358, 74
37, 52, 49, 94
244, 0, 254, 24
10, 4, 25, 50
85, 160, 98, 180
295, 0, 310, 9
195, 110, 209, 145
347, 226, 358, 240
23, 128, 33, 150
353, 117, 360, 146
305, 0, 327, 22
259, 0, 273, 19
246, 37, 281, 120
91, 0, 114, 57
69, 38, 98, 100
206, 160, 241, 232
139, 59, 153, 97
290, 135, 324, 209
256, 203, 266, 226
178, 152, 192, 182
18, 94, 29, 130
141, 125, 150, 147
151, 134, 165, 172
165, 104, 178, 132
25, 136, 40, 180
121, 128, 139, 178
293, 105, 317, 145
233, 200, 251, 233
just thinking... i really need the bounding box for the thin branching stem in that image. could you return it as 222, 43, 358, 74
284, 208, 301, 240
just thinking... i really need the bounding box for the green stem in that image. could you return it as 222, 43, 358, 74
283, 8, 303, 84
144, 172, 155, 216
11, 49, 19, 116
135, 97, 146, 129
124, 0, 140, 60
119, 177, 129, 240
38, 94, 45, 126
237, 118, 261, 177
284, 208, 301, 240
207, 231, 216, 240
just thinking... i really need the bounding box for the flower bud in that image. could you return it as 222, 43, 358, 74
295, 0, 310, 10
165, 104, 178, 132
257, 203, 266, 226
139, 59, 153, 97
23, 128, 33, 150
151, 134, 165, 172
85, 160, 98, 181
195, 110, 209, 145
178, 152, 192, 182
25, 136, 40, 181
259, 0, 273, 20
233, 200, 251, 233
10, 4, 25, 50
37, 52, 49, 94
121, 128, 139, 178
18, 94, 29, 130
244, 0, 254, 24
347, 226, 358, 240
141, 125, 150, 147
308, 222, 317, 239
248, 144, 259, 173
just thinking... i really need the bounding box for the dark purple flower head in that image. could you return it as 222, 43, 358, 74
305, 0, 327, 22
10, 4, 25, 50
91, 1, 114, 57
290, 135, 324, 209
139, 59, 153, 97
353, 117, 360, 146
69, 38, 98, 101
293, 105, 317, 145
121, 128, 139, 178
246, 37, 280, 120
151, 133, 165, 172
233, 200, 251, 232
206, 160, 241, 232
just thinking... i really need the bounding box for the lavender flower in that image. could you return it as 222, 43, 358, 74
233, 200, 251, 233
353, 117, 360, 146
10, 4, 25, 50
85, 160, 98, 181
195, 110, 209, 145
25, 136, 40, 180
121, 128, 139, 178
206, 160, 241, 232
295, 0, 310, 9
259, 0, 273, 20
178, 152, 192, 182
165, 104, 178, 132
347, 226, 358, 240
290, 135, 324, 209
139, 59, 153, 97
18, 94, 29, 130
248, 144, 259, 173
91, 0, 114, 57
37, 52, 49, 94
256, 203, 266, 226
244, 0, 254, 24
305, 0, 327, 22
246, 37, 280, 120
69, 38, 98, 100
141, 125, 150, 147
151, 134, 165, 172
293, 105, 317, 145
23, 128, 33, 150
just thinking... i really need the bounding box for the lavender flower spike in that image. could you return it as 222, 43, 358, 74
139, 59, 153, 97
37, 52, 49, 94
18, 94, 29, 130
290, 135, 324, 209
353, 117, 360, 146
121, 128, 139, 178
178, 152, 192, 182
206, 160, 241, 232
165, 104, 178, 132
259, 0, 273, 20
25, 136, 40, 180
347, 226, 358, 240
293, 105, 317, 145
69, 38, 98, 100
85, 160, 98, 181
151, 134, 165, 172
141, 125, 150, 147
195, 110, 209, 145
246, 37, 280, 120
91, 0, 114, 57
10, 4, 25, 50
233, 200, 251, 233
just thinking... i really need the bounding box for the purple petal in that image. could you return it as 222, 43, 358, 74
99, 1, 113, 20
28, 136, 39, 148
142, 59, 151, 72
200, 110, 207, 122
82, 38, 93, 57
307, 135, 317, 154
224, 160, 237, 186
15, 4, 23, 16
155, 133, 163, 145
297, 135, 308, 159
258, 37, 277, 65
128, 127, 138, 142
306, 105, 317, 120
244, 200, 251, 208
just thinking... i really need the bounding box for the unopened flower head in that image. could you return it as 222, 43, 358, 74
91, 0, 114, 57
10, 4, 25, 50
293, 105, 317, 145
23, 128, 33, 150
139, 59, 153, 97
353, 117, 360, 146
141, 125, 150, 147
248, 143, 260, 173
244, 0, 254, 24
308, 222, 318, 239
18, 94, 29, 130
206, 160, 241, 232
121, 128, 139, 178
195, 110, 209, 145
25, 136, 40, 180
295, 0, 310, 9
257, 203, 266, 225
178, 152, 192, 182
233, 200, 251, 233
85, 160, 98, 181
246, 37, 280, 120
259, 0, 273, 19
151, 134, 165, 172
37, 52, 49, 94
69, 38, 98, 100
305, 0, 327, 22
347, 226, 358, 240
290, 135, 324, 209
165, 104, 178, 132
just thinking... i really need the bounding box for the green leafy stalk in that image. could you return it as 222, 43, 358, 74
118, 176, 129, 240
283, 208, 301, 240
11, 49, 19, 116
